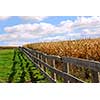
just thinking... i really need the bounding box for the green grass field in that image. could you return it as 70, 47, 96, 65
0, 49, 47, 83
0, 49, 14, 82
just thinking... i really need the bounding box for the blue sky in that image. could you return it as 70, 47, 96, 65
0, 16, 100, 46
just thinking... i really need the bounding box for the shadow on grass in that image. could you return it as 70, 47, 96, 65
8, 49, 17, 83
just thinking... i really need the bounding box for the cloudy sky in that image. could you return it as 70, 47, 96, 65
0, 16, 100, 46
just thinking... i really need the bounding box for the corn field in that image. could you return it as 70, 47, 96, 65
24, 38, 100, 82
24, 38, 100, 61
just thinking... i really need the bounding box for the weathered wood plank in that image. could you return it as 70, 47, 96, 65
42, 56, 47, 72
63, 63, 70, 82
62, 57, 100, 72
38, 54, 42, 68
34, 62, 56, 83
50, 59, 57, 81
91, 70, 99, 83
23, 47, 62, 62
36, 53, 39, 65
40, 54, 44, 69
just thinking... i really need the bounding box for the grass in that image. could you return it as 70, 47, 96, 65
0, 49, 14, 82
0, 48, 48, 83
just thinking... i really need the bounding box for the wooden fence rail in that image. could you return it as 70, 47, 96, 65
18, 47, 100, 83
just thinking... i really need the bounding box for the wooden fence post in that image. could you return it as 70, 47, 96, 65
40, 54, 44, 69
50, 59, 57, 81
63, 62, 70, 83
42, 56, 46, 72
98, 72, 100, 83
36, 53, 39, 65
33, 52, 36, 63
38, 54, 42, 68
91, 70, 99, 83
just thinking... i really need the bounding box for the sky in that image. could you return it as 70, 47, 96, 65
0, 16, 100, 46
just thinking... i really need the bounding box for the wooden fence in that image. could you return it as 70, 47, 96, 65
19, 47, 100, 83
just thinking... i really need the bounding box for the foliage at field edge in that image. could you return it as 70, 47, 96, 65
0, 46, 17, 49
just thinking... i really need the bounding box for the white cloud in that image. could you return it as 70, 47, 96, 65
20, 16, 48, 21
59, 20, 74, 32
82, 29, 92, 34
58, 16, 100, 35
2, 16, 100, 46
0, 16, 11, 20
5, 24, 40, 33
3, 22, 72, 45
0, 32, 39, 42
73, 16, 100, 31
4, 22, 66, 37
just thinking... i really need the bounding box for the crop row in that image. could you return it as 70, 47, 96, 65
8, 49, 47, 83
